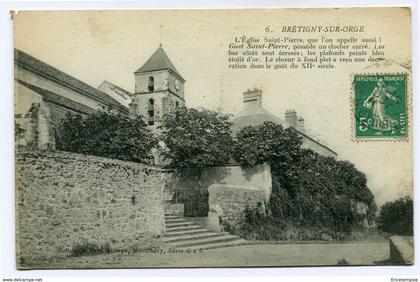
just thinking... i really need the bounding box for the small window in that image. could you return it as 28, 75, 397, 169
148, 98, 155, 125
148, 76, 154, 92
175, 101, 179, 109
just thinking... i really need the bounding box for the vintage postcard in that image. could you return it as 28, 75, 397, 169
13, 8, 413, 269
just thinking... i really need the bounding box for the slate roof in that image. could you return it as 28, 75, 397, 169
14, 49, 127, 112
231, 102, 337, 156
134, 46, 184, 81
98, 80, 133, 97
16, 79, 97, 116
231, 107, 283, 135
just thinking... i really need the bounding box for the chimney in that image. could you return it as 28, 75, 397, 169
285, 110, 297, 127
243, 88, 262, 109
297, 117, 305, 131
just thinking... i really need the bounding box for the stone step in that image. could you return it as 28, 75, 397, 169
163, 214, 248, 251
165, 228, 210, 237
165, 214, 181, 219
183, 239, 249, 250
165, 225, 204, 232
170, 234, 241, 248
165, 222, 195, 228
165, 218, 185, 223
162, 232, 230, 243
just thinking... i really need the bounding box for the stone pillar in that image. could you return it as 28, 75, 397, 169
37, 102, 56, 150
207, 204, 223, 232
22, 102, 56, 150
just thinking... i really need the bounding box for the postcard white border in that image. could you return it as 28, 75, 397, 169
0, 1, 419, 281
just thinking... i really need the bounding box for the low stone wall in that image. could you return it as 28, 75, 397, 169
16, 150, 166, 265
207, 184, 266, 232
166, 163, 272, 217
389, 236, 414, 265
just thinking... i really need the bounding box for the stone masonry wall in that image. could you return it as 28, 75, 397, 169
166, 163, 272, 217
16, 150, 166, 265
207, 184, 266, 231
168, 164, 271, 199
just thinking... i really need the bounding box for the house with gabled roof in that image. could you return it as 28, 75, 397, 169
231, 89, 337, 158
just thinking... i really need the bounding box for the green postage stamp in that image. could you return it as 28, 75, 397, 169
353, 74, 408, 140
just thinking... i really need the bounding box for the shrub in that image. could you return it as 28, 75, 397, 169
58, 109, 157, 163
234, 210, 352, 242
377, 196, 413, 236
234, 122, 376, 240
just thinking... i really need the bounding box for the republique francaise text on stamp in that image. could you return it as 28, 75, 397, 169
353, 74, 408, 140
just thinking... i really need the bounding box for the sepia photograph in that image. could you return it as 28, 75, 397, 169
11, 8, 413, 270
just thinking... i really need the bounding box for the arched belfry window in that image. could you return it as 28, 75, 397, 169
148, 98, 155, 125
148, 76, 154, 92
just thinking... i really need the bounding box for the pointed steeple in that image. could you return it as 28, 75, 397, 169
134, 46, 184, 81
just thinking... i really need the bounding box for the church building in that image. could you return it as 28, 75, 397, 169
14, 45, 335, 158
130, 45, 185, 129
14, 49, 128, 130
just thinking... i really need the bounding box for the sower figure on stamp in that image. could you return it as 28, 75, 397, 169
363, 78, 400, 134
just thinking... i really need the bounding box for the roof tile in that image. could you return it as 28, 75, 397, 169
134, 46, 184, 80
14, 49, 127, 111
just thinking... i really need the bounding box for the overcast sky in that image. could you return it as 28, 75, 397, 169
14, 9, 412, 205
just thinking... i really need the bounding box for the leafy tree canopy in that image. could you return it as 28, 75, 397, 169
59, 109, 157, 163
233, 121, 302, 169
161, 107, 234, 169
377, 196, 413, 236
234, 122, 376, 233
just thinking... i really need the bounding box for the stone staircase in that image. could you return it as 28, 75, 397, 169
163, 214, 248, 250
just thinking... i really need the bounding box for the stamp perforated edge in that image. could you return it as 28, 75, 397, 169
350, 72, 411, 143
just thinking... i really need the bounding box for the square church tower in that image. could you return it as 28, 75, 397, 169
131, 45, 185, 128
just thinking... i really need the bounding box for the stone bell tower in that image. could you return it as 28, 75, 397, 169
131, 45, 185, 129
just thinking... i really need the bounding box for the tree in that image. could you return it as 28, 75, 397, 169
59, 109, 157, 163
160, 107, 234, 169
377, 196, 413, 235
234, 122, 376, 236
234, 121, 302, 169
234, 122, 303, 218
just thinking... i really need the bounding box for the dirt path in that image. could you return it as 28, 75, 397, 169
30, 241, 390, 268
